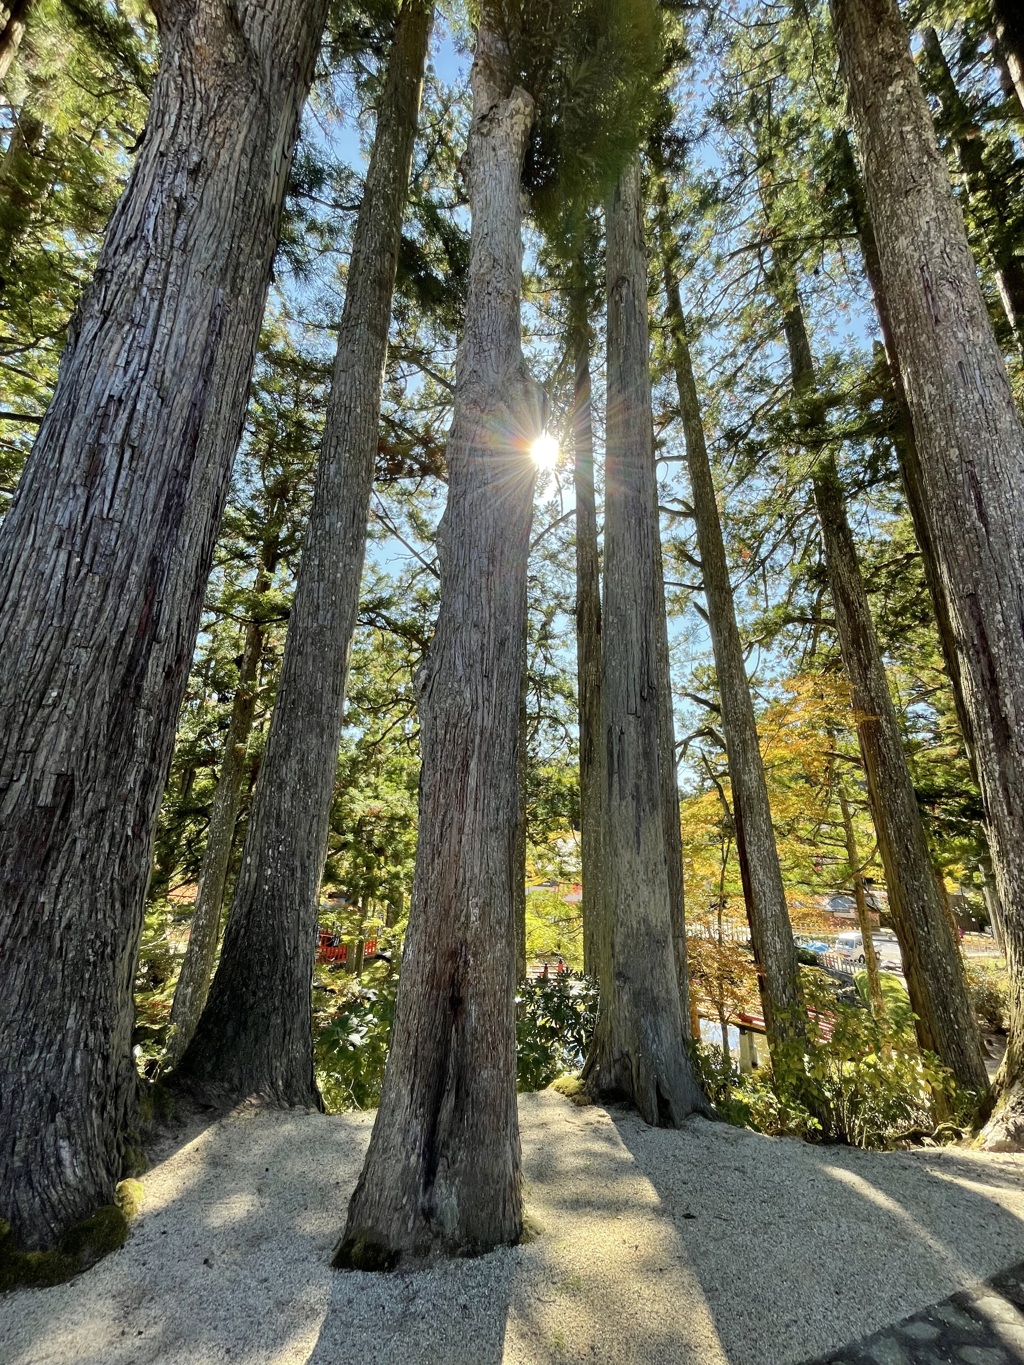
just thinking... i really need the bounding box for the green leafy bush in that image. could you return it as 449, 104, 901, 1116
516, 972, 599, 1092
314, 973, 398, 1113
965, 958, 1009, 1033
696, 970, 964, 1149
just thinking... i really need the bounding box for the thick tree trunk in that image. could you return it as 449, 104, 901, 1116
781, 285, 989, 1096
830, 0, 1024, 1146
573, 328, 607, 981
584, 159, 709, 1125
920, 28, 1024, 356
659, 227, 805, 1061
164, 599, 267, 1070
838, 781, 885, 1019
175, 0, 432, 1107
0, 0, 33, 83
0, 0, 326, 1252
991, 0, 1024, 121
334, 20, 536, 1269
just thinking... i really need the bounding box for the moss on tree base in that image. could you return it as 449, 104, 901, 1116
548, 1074, 593, 1106
0, 1180, 145, 1292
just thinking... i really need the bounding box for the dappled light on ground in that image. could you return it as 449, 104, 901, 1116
4, 1093, 1024, 1364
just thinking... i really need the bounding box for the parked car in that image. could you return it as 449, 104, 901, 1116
834, 930, 901, 966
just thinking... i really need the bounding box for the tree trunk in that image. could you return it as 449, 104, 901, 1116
781, 283, 989, 1096
830, 0, 1024, 1146
980, 854, 1005, 954
0, 0, 33, 83
659, 218, 805, 1062
515, 636, 528, 981
837, 129, 976, 762
572, 326, 607, 981
920, 28, 1024, 356
334, 19, 536, 1270
175, 0, 432, 1107
837, 781, 885, 1019
654, 504, 691, 1028
583, 159, 709, 1126
0, 0, 327, 1252
0, 110, 45, 292
991, 0, 1024, 121
164, 597, 267, 1070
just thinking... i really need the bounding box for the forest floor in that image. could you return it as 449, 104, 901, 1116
4, 1090, 1024, 1365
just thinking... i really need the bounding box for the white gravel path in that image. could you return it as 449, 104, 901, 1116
3, 1090, 1024, 1365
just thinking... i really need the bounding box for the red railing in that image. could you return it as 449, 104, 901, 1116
316, 932, 378, 966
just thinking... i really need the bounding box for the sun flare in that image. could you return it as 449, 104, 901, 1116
530, 431, 559, 471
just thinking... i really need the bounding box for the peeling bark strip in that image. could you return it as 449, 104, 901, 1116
176, 0, 434, 1109
780, 285, 988, 1097
0, 0, 328, 1250
829, 0, 1024, 1144
584, 159, 709, 1126
335, 18, 537, 1268
659, 219, 805, 1061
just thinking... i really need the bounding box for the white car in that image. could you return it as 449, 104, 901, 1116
834, 930, 902, 967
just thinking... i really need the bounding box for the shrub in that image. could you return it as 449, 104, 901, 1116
516, 972, 599, 1092
965, 959, 1009, 1033
696, 970, 964, 1149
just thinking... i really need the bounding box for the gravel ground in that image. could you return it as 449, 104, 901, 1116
3, 1091, 1024, 1365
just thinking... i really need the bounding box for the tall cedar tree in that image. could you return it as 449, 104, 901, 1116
0, 0, 328, 1249
583, 157, 709, 1124
657, 193, 807, 1065
830, 0, 1024, 1145
334, 12, 538, 1266
572, 313, 607, 978
176, 0, 434, 1107
778, 269, 988, 1098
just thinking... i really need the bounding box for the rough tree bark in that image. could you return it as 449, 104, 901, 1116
333, 17, 537, 1269
572, 324, 607, 981
830, 0, 1024, 1145
920, 27, 1024, 355
0, 0, 328, 1251
175, 0, 433, 1106
780, 284, 988, 1097
583, 158, 709, 1125
659, 226, 805, 1059
164, 584, 268, 1070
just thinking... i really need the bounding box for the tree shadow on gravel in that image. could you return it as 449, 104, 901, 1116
611, 1106, 1024, 1365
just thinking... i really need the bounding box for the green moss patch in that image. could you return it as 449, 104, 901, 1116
332, 1234, 400, 1273
548, 1074, 592, 1106
1, 1183, 143, 1292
